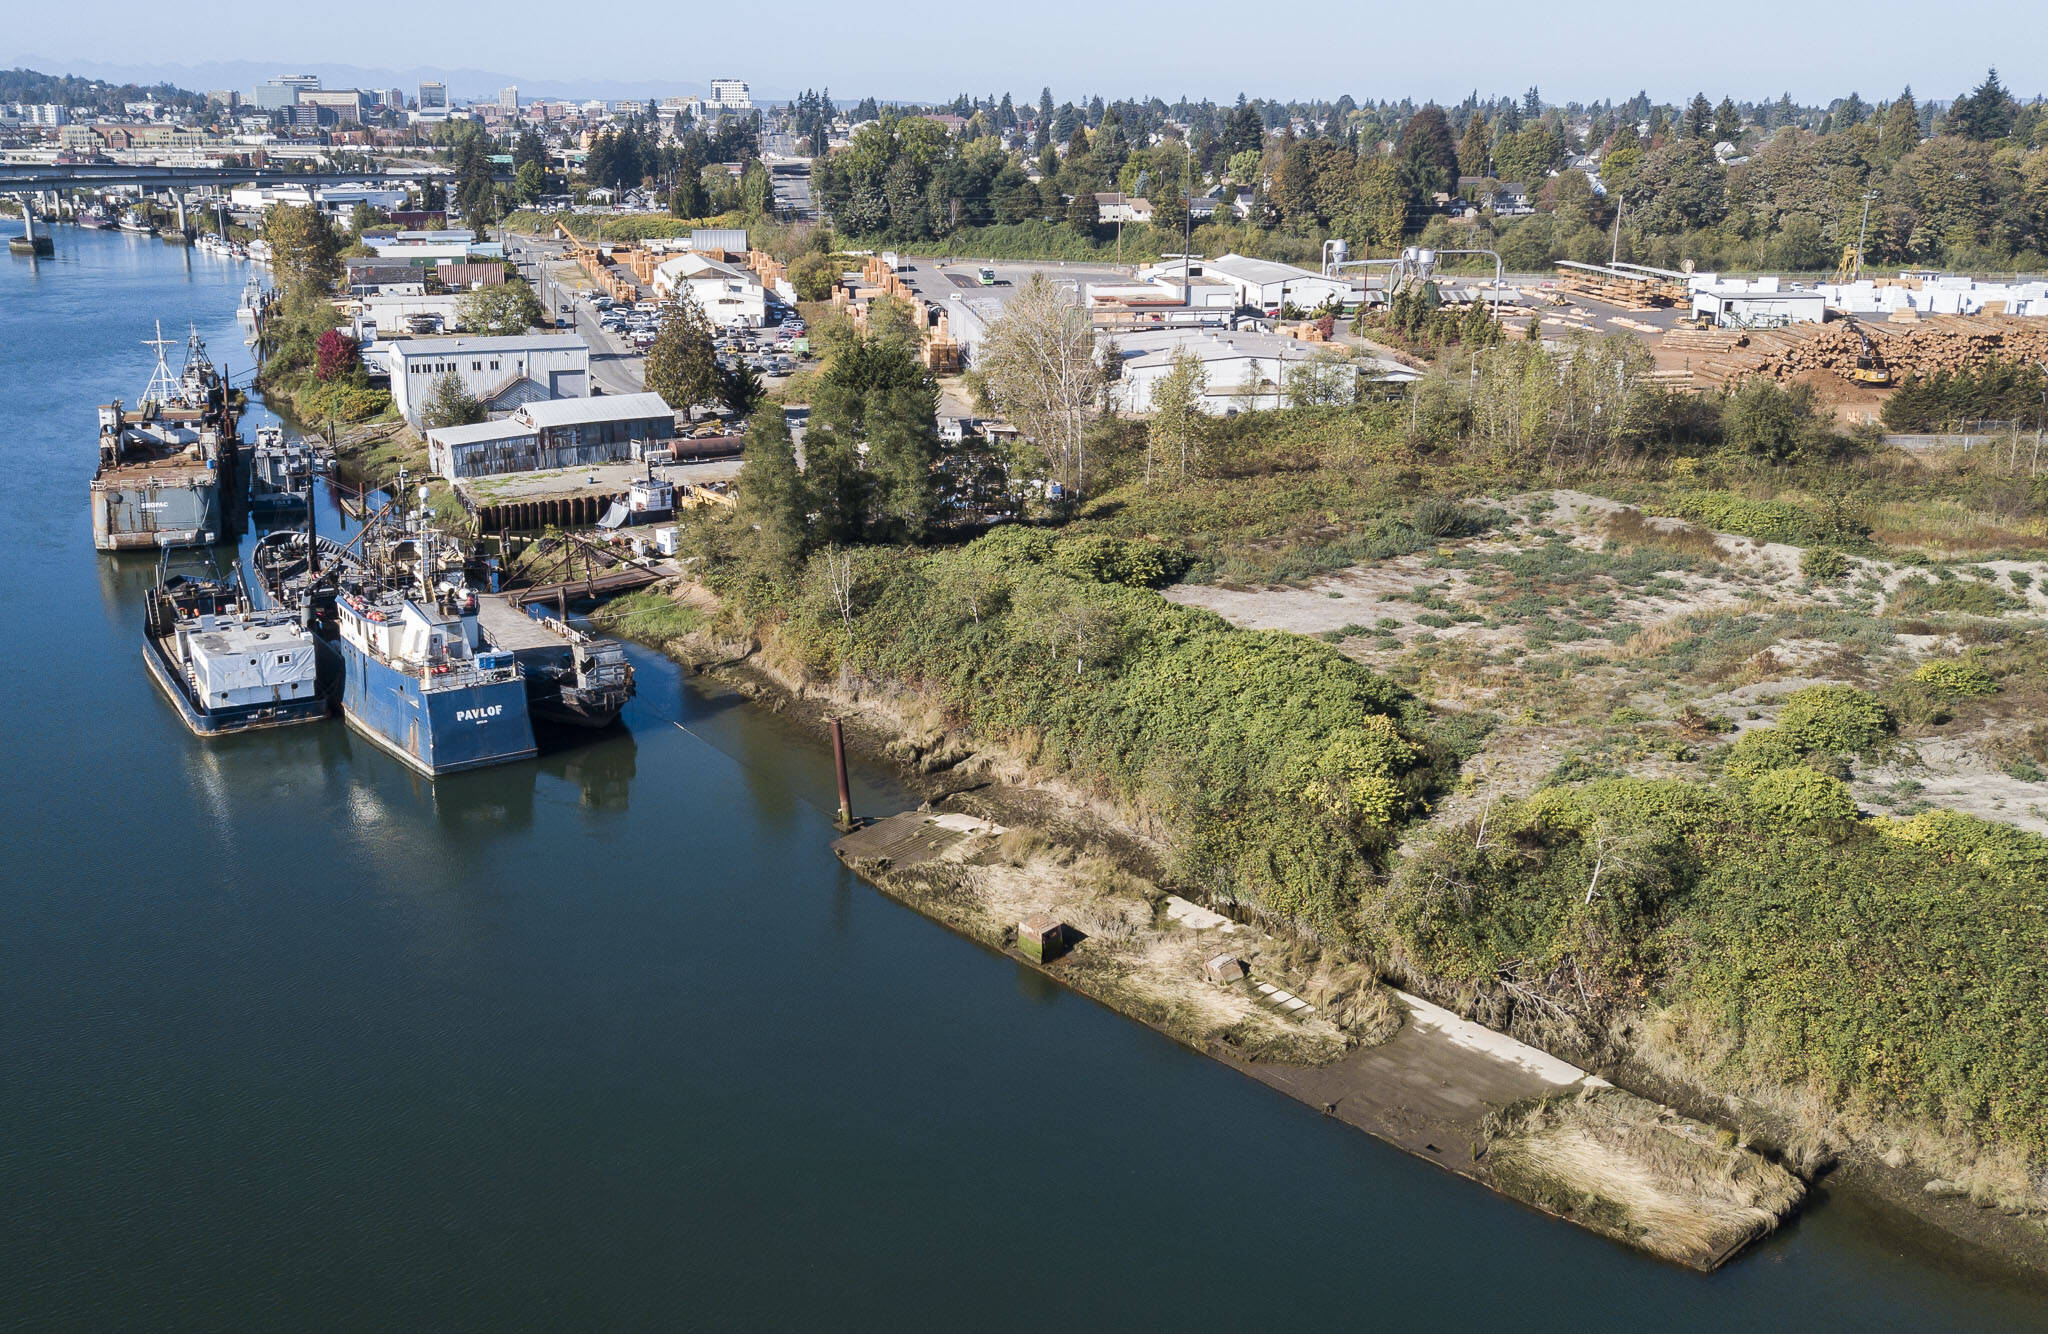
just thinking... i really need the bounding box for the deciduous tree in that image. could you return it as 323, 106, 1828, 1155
976, 274, 1104, 500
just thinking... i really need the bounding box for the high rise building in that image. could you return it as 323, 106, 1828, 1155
709, 80, 751, 110
252, 77, 318, 112
498, 86, 519, 112
418, 81, 448, 112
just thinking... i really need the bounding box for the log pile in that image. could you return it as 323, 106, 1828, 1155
1690, 315, 2048, 387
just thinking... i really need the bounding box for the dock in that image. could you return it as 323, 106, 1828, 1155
506, 565, 664, 609
474, 594, 567, 652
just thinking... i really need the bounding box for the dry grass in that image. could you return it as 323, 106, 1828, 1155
1480, 1085, 1805, 1271
1637, 1001, 2048, 1217
1601, 507, 1726, 560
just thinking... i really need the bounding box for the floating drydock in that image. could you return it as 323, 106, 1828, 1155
92, 323, 240, 551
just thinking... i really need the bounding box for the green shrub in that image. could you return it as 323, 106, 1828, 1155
1776, 685, 1893, 755
1723, 726, 1806, 778
1742, 766, 1859, 827
1911, 659, 1999, 699
1889, 576, 2025, 618
1410, 496, 1480, 538
1654, 490, 1840, 545
971, 528, 1190, 589
1047, 534, 1191, 588
1801, 546, 1851, 583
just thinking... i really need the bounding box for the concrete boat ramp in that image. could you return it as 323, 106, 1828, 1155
1239, 989, 1602, 1162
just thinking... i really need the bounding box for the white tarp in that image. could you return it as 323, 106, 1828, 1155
188, 621, 318, 706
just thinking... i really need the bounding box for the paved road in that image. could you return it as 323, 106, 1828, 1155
508, 237, 644, 395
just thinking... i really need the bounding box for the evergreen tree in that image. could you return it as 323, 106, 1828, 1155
1457, 112, 1491, 179
1035, 87, 1054, 150
1684, 93, 1713, 140
735, 405, 808, 577
1951, 68, 2016, 141
863, 379, 942, 541
1713, 97, 1743, 142
1879, 87, 1920, 160
421, 370, 484, 429
643, 293, 720, 417
1396, 106, 1459, 198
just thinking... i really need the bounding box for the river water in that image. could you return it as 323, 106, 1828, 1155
5, 224, 2045, 1331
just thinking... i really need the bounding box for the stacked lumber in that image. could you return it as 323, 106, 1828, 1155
1690, 316, 2048, 387
1661, 328, 1745, 355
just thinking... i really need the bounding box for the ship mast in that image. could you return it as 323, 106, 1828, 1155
139, 320, 179, 408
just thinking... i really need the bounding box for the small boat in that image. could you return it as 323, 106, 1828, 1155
517, 603, 635, 728
247, 426, 311, 516
143, 549, 330, 736
117, 209, 156, 235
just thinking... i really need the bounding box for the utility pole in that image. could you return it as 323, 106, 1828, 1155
1852, 190, 1879, 281
1610, 193, 1624, 266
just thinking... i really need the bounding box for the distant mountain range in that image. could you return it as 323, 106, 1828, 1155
11, 55, 798, 105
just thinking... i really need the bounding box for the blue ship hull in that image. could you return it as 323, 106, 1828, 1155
339, 635, 536, 776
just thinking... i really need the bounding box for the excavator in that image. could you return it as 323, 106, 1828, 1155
1843, 317, 1893, 386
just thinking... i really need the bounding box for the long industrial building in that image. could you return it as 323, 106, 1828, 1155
425, 392, 676, 480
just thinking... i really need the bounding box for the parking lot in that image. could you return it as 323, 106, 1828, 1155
508, 237, 816, 400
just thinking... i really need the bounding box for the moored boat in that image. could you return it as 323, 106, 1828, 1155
248, 426, 310, 516
518, 604, 635, 727
332, 488, 536, 776
142, 550, 329, 736
92, 323, 240, 551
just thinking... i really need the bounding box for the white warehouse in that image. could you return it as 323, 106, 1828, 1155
651, 251, 767, 328
381, 333, 590, 427
1108, 328, 1391, 415
1180, 253, 1356, 314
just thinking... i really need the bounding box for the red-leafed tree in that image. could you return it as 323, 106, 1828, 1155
315, 329, 359, 382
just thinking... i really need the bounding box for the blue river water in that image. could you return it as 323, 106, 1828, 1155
5, 222, 2046, 1331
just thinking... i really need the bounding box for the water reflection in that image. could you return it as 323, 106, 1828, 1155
537, 723, 638, 811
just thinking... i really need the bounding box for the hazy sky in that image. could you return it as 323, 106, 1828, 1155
10, 0, 2042, 104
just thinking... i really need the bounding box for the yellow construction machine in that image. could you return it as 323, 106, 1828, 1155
1845, 318, 1893, 386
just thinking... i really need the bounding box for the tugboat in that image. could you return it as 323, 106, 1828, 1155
92, 323, 241, 550
517, 603, 635, 727
76, 207, 115, 230
142, 548, 329, 736
333, 481, 537, 776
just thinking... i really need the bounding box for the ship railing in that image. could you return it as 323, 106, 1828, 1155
420, 661, 521, 692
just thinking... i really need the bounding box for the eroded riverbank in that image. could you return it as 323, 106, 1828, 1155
596, 583, 1816, 1270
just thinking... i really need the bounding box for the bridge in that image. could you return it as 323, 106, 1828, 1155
0, 164, 503, 191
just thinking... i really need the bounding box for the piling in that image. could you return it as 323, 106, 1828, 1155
830, 718, 853, 830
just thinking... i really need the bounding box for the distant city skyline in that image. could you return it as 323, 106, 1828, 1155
9, 0, 2043, 106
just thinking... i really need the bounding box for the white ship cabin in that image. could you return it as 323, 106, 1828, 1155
178, 615, 319, 708
347, 593, 515, 683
